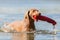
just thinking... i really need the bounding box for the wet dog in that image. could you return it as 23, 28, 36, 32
2, 8, 41, 32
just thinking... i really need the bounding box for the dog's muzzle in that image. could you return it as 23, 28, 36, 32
33, 15, 39, 21
33, 13, 41, 21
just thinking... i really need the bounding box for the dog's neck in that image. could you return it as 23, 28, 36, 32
24, 15, 36, 31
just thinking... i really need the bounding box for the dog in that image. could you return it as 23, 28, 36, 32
2, 8, 57, 40
2, 8, 40, 40
2, 8, 41, 32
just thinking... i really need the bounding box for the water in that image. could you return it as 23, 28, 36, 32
0, 32, 60, 40
0, 13, 60, 40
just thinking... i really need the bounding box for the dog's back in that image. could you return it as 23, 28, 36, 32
2, 20, 30, 32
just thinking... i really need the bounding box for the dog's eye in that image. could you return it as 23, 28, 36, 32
33, 10, 37, 12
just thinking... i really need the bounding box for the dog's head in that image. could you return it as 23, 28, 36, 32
25, 8, 41, 21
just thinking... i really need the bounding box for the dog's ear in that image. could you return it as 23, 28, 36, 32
24, 11, 30, 19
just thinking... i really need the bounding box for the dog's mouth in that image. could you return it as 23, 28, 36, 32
33, 13, 41, 21
33, 15, 39, 21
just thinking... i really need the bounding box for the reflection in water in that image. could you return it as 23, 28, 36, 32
11, 30, 58, 40
53, 35, 57, 40
0, 30, 58, 40
12, 33, 34, 40
0, 31, 59, 40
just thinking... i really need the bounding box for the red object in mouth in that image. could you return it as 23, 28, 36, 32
33, 15, 38, 21
33, 15, 57, 26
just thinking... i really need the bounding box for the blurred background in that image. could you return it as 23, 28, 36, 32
0, 0, 60, 30
0, 0, 60, 40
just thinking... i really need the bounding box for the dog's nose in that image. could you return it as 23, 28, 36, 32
36, 13, 41, 16
39, 13, 41, 16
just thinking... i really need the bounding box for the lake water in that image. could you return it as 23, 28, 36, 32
0, 32, 60, 40
0, 13, 60, 40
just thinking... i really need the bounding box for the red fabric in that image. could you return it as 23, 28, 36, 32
37, 15, 57, 25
